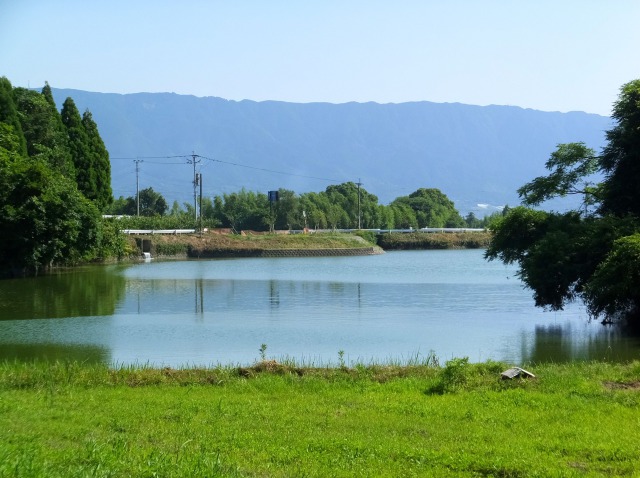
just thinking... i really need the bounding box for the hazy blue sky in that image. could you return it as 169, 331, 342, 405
2, 1, 639, 115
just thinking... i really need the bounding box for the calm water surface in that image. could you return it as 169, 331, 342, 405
1, 250, 639, 366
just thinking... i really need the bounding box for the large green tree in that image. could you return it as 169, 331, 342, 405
392, 188, 464, 228
324, 182, 381, 229
213, 188, 268, 232
60, 97, 113, 211
136, 187, 168, 217
599, 80, 640, 217
298, 192, 328, 229
108, 188, 168, 217
61, 97, 94, 200
40, 82, 75, 177
0, 123, 25, 162
13, 87, 74, 175
82, 110, 113, 210
0, 77, 27, 157
0, 78, 114, 275
486, 79, 640, 326
0, 155, 99, 275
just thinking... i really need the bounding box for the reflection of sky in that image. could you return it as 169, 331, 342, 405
122, 250, 516, 285
1, 250, 639, 366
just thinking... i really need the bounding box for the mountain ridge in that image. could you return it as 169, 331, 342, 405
50, 88, 611, 214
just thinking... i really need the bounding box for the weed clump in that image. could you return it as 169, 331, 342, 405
426, 358, 509, 394
428, 357, 472, 394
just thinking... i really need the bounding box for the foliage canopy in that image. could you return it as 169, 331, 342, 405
486, 79, 640, 326
0, 77, 116, 275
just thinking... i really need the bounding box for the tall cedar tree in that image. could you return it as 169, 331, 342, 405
13, 88, 49, 158
13, 88, 74, 175
0, 77, 27, 157
41, 83, 75, 177
61, 97, 95, 202
82, 110, 113, 210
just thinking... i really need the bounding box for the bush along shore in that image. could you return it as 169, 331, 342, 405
1, 358, 639, 476
377, 231, 492, 250
128, 230, 490, 259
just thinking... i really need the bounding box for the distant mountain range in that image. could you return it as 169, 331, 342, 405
50, 88, 611, 215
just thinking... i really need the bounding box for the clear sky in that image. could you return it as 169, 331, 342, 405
2, 1, 639, 116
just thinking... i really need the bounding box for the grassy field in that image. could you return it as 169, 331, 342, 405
1, 359, 639, 477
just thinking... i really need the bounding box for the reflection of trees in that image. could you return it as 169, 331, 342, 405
0, 266, 127, 320
523, 325, 573, 363
522, 323, 640, 363
585, 325, 640, 362
0, 343, 109, 363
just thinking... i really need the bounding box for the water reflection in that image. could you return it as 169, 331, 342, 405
195, 278, 204, 315
522, 323, 640, 364
1, 251, 640, 366
270, 280, 279, 308
0, 265, 126, 321
0, 342, 109, 363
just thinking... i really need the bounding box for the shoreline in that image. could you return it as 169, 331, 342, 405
127, 230, 489, 260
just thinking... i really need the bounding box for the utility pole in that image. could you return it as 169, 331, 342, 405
134, 159, 143, 216
356, 178, 363, 229
197, 173, 203, 233
187, 152, 201, 221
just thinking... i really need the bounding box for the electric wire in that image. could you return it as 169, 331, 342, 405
197, 154, 344, 183
112, 153, 347, 184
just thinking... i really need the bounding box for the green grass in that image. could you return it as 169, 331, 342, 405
1, 359, 639, 477
232, 232, 372, 249
149, 231, 381, 258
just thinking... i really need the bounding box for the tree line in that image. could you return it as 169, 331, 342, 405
108, 183, 501, 232
0, 77, 116, 276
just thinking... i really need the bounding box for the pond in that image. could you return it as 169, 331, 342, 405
1, 249, 639, 367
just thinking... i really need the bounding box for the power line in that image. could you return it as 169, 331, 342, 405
112, 152, 359, 209
111, 155, 187, 160
197, 154, 344, 183
113, 153, 346, 183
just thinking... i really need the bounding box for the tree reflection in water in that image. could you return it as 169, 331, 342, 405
0, 343, 109, 363
0, 265, 127, 321
522, 323, 640, 363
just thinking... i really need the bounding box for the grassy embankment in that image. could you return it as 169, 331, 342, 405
141, 231, 383, 258
133, 230, 490, 258
2, 358, 639, 477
